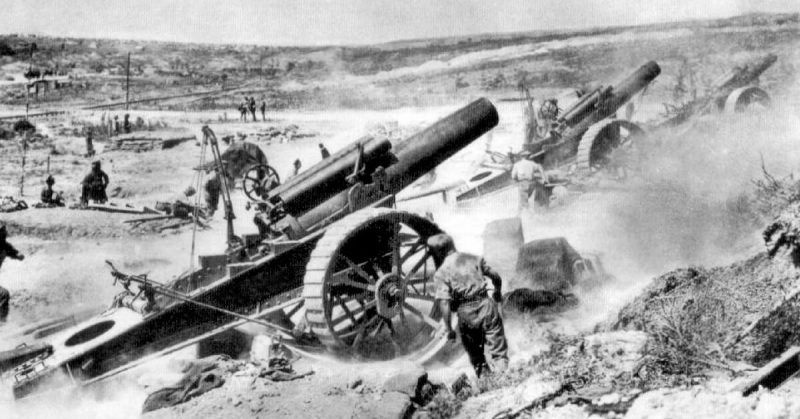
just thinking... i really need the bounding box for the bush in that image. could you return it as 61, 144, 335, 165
13, 119, 35, 133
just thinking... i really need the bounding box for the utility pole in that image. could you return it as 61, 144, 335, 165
125, 52, 131, 110
19, 131, 29, 197
25, 44, 33, 120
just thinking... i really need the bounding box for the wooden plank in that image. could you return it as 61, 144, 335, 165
82, 297, 308, 386
738, 346, 800, 396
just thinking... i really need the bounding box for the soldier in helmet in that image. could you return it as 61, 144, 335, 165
0, 225, 25, 322
429, 233, 508, 377
80, 161, 110, 206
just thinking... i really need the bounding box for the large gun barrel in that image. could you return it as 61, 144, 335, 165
296, 98, 499, 231
385, 97, 499, 192
268, 136, 393, 216
715, 53, 777, 95
563, 61, 661, 127
556, 61, 659, 151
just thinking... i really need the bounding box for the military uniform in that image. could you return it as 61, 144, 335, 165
511, 159, 547, 208
80, 165, 110, 205
204, 176, 222, 216
434, 252, 509, 377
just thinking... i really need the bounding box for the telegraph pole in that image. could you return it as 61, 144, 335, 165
25, 44, 33, 119
125, 52, 131, 110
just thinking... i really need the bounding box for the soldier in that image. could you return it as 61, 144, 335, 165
114, 115, 120, 135
40, 175, 64, 207
535, 98, 559, 139
287, 159, 302, 181
204, 174, 221, 217
80, 161, 110, 205
123, 113, 132, 133
429, 233, 508, 377
85, 130, 95, 157
249, 97, 257, 122
511, 156, 547, 208
0, 225, 25, 322
318, 143, 330, 159
260, 100, 266, 122
239, 102, 247, 122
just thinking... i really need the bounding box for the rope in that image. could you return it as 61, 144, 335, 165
189, 137, 208, 272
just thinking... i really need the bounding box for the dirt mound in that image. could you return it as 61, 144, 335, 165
612, 249, 800, 367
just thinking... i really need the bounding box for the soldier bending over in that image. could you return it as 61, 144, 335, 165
429, 233, 509, 377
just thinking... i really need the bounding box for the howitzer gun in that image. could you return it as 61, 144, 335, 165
660, 54, 777, 127
524, 61, 661, 171
4, 98, 499, 399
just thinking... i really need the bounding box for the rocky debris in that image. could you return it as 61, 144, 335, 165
249, 124, 317, 143
106, 129, 196, 152
378, 391, 414, 419
349, 377, 364, 389
383, 364, 429, 401
582, 331, 648, 373
366, 121, 414, 142
625, 383, 800, 419
428, 367, 472, 397
0, 196, 28, 212
613, 251, 800, 369
459, 374, 563, 419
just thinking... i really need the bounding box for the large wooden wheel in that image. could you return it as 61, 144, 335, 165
242, 164, 280, 201
576, 119, 644, 173
302, 208, 445, 360
723, 86, 771, 114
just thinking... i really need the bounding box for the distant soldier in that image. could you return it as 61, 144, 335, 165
287, 159, 302, 181
429, 233, 508, 377
80, 161, 110, 205
114, 115, 120, 135
318, 143, 330, 159
0, 225, 25, 323
260, 100, 266, 122
249, 97, 257, 122
40, 175, 65, 207
85, 130, 95, 157
239, 102, 247, 122
123, 113, 132, 133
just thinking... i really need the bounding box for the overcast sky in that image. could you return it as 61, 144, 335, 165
3, 0, 798, 46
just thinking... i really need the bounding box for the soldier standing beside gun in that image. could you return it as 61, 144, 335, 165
0, 225, 25, 323
429, 233, 509, 377
511, 156, 547, 208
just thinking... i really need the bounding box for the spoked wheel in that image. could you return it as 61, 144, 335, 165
724, 86, 771, 114
302, 208, 445, 361
242, 164, 280, 201
576, 119, 644, 173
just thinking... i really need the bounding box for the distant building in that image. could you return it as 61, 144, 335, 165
27, 76, 72, 96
